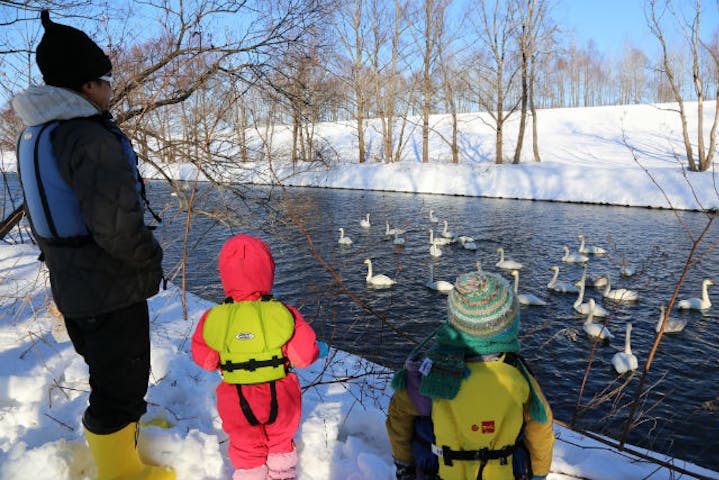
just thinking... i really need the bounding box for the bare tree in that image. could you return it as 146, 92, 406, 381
512, 0, 552, 164
332, 0, 371, 163
648, 0, 719, 172
418, 0, 448, 163
369, 0, 411, 164
468, 0, 520, 164
618, 43, 649, 104
438, 39, 460, 163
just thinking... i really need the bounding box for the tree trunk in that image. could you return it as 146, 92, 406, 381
354, 1, 367, 164
530, 64, 541, 162
649, 0, 697, 171
513, 39, 528, 164
422, 0, 432, 164
357, 106, 366, 164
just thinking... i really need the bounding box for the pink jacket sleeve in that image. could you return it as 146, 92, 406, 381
283, 304, 320, 368
191, 310, 220, 370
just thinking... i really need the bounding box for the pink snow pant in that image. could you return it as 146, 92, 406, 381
217, 372, 302, 469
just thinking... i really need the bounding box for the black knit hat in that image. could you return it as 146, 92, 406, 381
35, 10, 112, 89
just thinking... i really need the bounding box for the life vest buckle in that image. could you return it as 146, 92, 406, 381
441, 445, 454, 466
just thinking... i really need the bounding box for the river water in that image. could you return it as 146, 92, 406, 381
4, 175, 719, 471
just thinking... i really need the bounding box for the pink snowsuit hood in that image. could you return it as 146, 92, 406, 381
219, 234, 275, 301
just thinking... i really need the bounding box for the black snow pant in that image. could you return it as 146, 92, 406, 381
64, 300, 151, 434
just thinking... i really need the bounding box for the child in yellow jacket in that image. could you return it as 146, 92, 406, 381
385, 271, 554, 480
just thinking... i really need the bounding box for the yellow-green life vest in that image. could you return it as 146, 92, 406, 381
203, 298, 295, 385
431, 356, 529, 480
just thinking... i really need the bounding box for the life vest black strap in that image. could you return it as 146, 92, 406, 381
222, 355, 288, 373
222, 294, 274, 304
434, 443, 518, 467
235, 381, 279, 426
236, 384, 260, 426
267, 380, 279, 424
32, 122, 59, 239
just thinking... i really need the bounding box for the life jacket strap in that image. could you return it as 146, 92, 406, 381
221, 355, 288, 373
31, 122, 58, 239
235, 380, 279, 426
431, 443, 518, 467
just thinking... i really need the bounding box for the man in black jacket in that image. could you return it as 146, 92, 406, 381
12, 10, 174, 480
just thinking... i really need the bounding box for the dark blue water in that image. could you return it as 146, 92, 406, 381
4, 176, 719, 471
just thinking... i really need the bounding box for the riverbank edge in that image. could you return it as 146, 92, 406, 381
136, 159, 719, 213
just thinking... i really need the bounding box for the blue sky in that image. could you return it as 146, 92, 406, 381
557, 0, 719, 57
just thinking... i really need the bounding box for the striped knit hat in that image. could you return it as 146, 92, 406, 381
446, 271, 520, 354
414, 271, 522, 400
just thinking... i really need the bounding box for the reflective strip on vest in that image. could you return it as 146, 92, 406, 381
431, 359, 529, 480
203, 299, 295, 385
17, 122, 89, 240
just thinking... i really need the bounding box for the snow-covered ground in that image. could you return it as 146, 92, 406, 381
1, 100, 718, 479
130, 101, 719, 212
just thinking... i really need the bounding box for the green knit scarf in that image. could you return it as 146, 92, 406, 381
409, 323, 548, 423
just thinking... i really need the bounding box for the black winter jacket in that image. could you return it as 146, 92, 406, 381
13, 86, 162, 318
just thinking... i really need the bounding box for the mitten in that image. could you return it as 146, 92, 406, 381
394, 461, 415, 480
317, 341, 329, 358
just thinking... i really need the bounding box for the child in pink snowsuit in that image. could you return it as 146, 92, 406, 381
191, 234, 324, 480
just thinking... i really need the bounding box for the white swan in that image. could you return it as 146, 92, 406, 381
510, 270, 547, 306
429, 229, 451, 246
392, 232, 405, 246
385, 220, 406, 237
457, 236, 478, 250
574, 265, 609, 317
601, 274, 639, 302
496, 248, 523, 270
577, 234, 607, 255
427, 264, 454, 293
619, 254, 636, 277
429, 209, 439, 224
612, 322, 637, 374
441, 220, 454, 239
656, 304, 687, 333
562, 246, 589, 264
583, 299, 613, 340
677, 279, 714, 310
363, 259, 396, 287
338, 227, 353, 246
547, 266, 579, 293
360, 213, 371, 229
429, 243, 443, 257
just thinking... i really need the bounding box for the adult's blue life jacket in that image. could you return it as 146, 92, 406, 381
16, 119, 142, 245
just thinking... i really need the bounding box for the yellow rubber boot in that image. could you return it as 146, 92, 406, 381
84, 422, 175, 480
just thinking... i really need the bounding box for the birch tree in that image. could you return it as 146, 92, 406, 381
369, 0, 411, 164
419, 0, 448, 163
648, 0, 718, 172
512, 0, 552, 163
